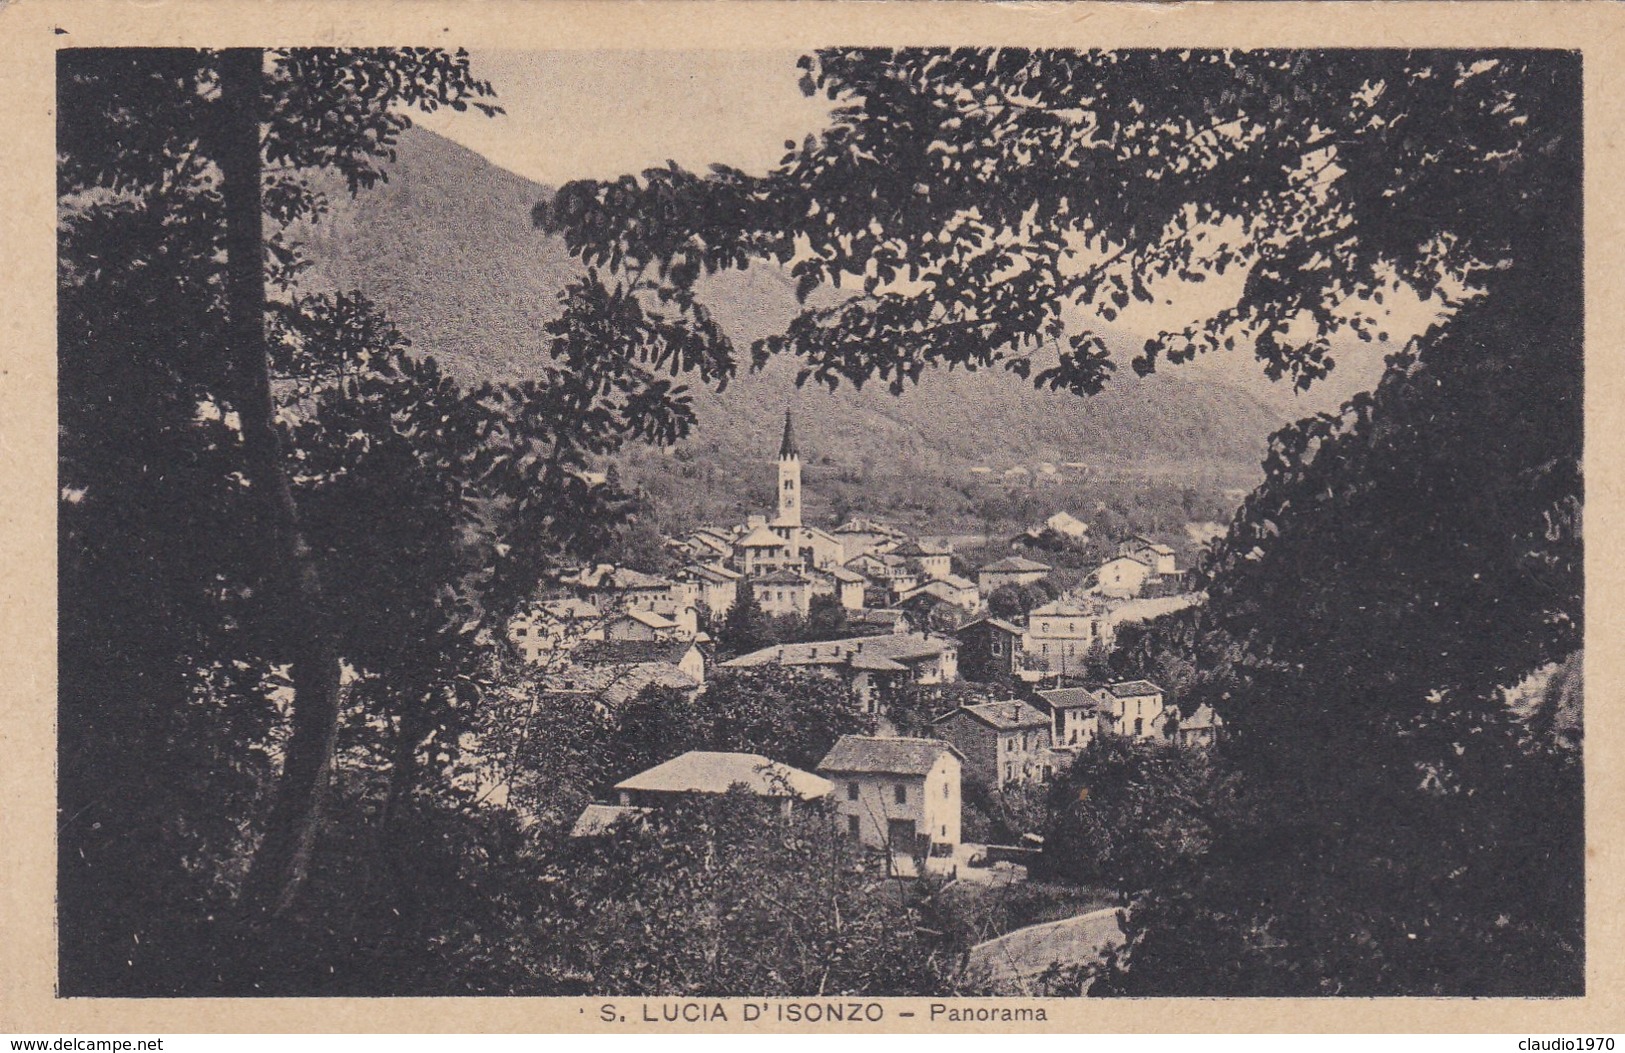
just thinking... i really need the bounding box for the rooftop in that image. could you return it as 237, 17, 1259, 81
817, 735, 963, 776
1104, 679, 1164, 698
754, 569, 810, 585
723, 631, 953, 671
678, 562, 740, 584
1030, 599, 1102, 618
980, 556, 1052, 574
941, 699, 1051, 731
738, 525, 787, 548
1037, 687, 1101, 712
955, 615, 1024, 636
572, 639, 697, 667
617, 608, 676, 630
615, 751, 831, 799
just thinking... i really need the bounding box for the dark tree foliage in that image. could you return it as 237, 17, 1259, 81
613, 668, 876, 776
543, 49, 1584, 995
57, 48, 718, 994
715, 581, 773, 657
497, 792, 960, 996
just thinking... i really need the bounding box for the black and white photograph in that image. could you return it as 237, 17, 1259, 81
25, 6, 1605, 1024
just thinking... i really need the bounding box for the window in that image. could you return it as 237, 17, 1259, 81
1004, 763, 1013, 782
1134, 717, 1144, 736
784, 479, 793, 490
941, 825, 947, 837
894, 784, 907, 805
991, 638, 1003, 655
943, 781, 950, 799
848, 814, 860, 838
847, 781, 859, 801
515, 627, 528, 637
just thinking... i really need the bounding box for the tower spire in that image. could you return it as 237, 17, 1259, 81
779, 408, 798, 460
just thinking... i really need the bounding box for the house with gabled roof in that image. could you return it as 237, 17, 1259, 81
1096, 679, 1169, 740
845, 608, 912, 636
613, 751, 831, 817
815, 563, 869, 610
933, 699, 1054, 789
674, 561, 740, 617
954, 615, 1025, 683
564, 563, 679, 612
723, 631, 958, 715
1119, 535, 1178, 576
751, 568, 818, 617
977, 555, 1052, 597
1036, 686, 1102, 748
508, 596, 606, 662
1022, 598, 1106, 674
890, 538, 954, 581
1096, 552, 1156, 598
561, 639, 706, 705
738, 523, 796, 576
817, 735, 963, 863
899, 573, 979, 613
603, 606, 690, 643
1172, 702, 1224, 748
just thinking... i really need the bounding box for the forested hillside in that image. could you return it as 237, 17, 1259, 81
293, 126, 1384, 528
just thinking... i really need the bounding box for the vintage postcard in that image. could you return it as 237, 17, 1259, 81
3, 0, 1624, 1035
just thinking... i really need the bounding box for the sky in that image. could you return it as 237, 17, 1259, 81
419, 49, 1420, 407
418, 49, 835, 188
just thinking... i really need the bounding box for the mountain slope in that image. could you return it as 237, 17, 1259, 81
291, 126, 1384, 516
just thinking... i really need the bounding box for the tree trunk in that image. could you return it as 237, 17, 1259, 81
217, 47, 344, 919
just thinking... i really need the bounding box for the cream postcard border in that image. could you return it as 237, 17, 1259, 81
2, 0, 1620, 1034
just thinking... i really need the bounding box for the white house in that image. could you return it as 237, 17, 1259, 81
507, 597, 605, 662
1119, 535, 1178, 576
1021, 599, 1105, 674
1095, 553, 1155, 598
675, 561, 740, 617
738, 523, 796, 576
1096, 679, 1169, 740
1036, 686, 1101, 748
817, 736, 964, 866
752, 568, 817, 617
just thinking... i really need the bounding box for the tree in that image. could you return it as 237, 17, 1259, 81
58, 47, 722, 993
716, 582, 772, 656
612, 667, 875, 775
804, 592, 850, 640
517, 792, 960, 996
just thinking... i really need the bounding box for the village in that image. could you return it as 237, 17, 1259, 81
506, 410, 1223, 919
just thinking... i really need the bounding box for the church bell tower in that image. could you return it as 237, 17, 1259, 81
777, 409, 802, 529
